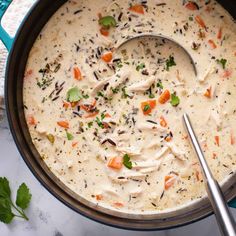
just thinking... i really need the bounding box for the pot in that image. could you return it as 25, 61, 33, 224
0, 0, 235, 230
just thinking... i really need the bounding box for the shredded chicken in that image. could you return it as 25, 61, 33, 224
127, 76, 156, 92
105, 68, 131, 97
137, 122, 167, 133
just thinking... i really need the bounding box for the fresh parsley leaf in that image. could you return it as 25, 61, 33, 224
99, 16, 117, 29
166, 55, 176, 71
189, 16, 193, 21
66, 132, 74, 141
0, 177, 31, 224
16, 183, 32, 210
170, 93, 180, 107
0, 177, 11, 199
157, 81, 163, 89
143, 104, 151, 112
216, 58, 227, 69
66, 87, 82, 103
0, 198, 14, 224
123, 154, 132, 169
136, 63, 145, 71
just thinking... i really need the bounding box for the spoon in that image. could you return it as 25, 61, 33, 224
116, 34, 197, 76
183, 113, 236, 236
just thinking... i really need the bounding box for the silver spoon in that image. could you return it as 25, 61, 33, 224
116, 34, 197, 76
183, 113, 236, 236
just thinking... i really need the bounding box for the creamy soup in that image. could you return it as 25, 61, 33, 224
23, 0, 236, 214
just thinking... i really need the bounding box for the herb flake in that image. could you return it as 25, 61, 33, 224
166, 56, 176, 71
123, 154, 132, 169
170, 93, 180, 107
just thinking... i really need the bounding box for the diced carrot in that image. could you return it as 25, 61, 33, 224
57, 121, 69, 129
72, 142, 78, 148
24, 69, 33, 79
204, 86, 212, 98
113, 202, 124, 207
105, 113, 111, 118
164, 175, 176, 190
141, 100, 157, 115
208, 39, 217, 49
96, 194, 103, 201
212, 152, 217, 159
27, 115, 37, 125
185, 1, 199, 10
158, 89, 170, 104
102, 122, 110, 129
100, 27, 109, 37
195, 15, 206, 29
107, 156, 123, 169
160, 116, 167, 127
165, 135, 172, 142
84, 111, 99, 118
73, 67, 82, 80
215, 135, 220, 146
101, 52, 113, 63
128, 4, 144, 14
230, 130, 235, 145
92, 99, 97, 107
63, 101, 70, 109
195, 170, 203, 181
217, 27, 222, 40
221, 69, 232, 78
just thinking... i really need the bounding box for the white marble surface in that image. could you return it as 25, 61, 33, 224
0, 112, 235, 236
0, 1, 235, 235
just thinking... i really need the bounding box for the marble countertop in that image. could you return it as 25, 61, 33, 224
0, 1, 235, 235
0, 112, 236, 236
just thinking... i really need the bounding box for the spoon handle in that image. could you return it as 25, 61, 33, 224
183, 113, 236, 236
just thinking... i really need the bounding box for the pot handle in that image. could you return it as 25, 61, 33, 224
229, 199, 236, 208
0, 0, 13, 52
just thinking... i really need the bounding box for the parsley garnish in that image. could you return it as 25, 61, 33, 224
170, 93, 180, 107
82, 94, 89, 99
97, 91, 104, 97
157, 81, 163, 89
136, 63, 145, 71
95, 113, 105, 128
123, 154, 132, 169
0, 177, 31, 224
121, 87, 129, 99
66, 87, 82, 103
165, 55, 176, 71
143, 104, 151, 112
216, 58, 227, 69
111, 87, 119, 94
149, 93, 155, 99
66, 132, 74, 140
99, 16, 117, 29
